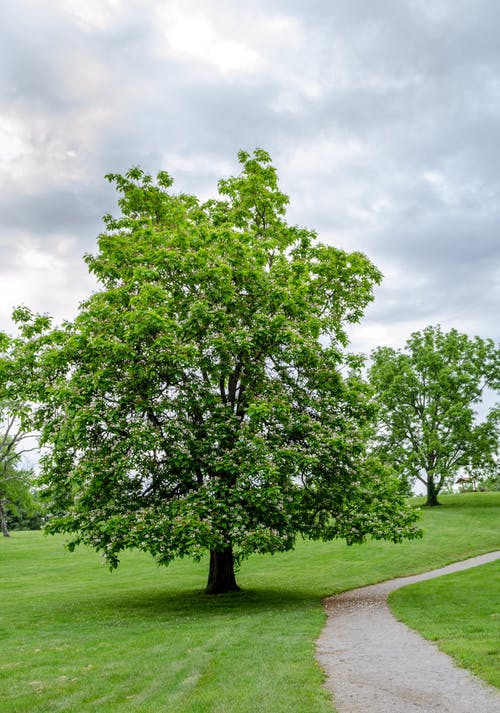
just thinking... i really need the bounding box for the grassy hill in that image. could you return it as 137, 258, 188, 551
0, 492, 498, 712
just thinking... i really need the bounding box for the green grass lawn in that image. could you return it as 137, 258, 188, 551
0, 492, 498, 712
389, 560, 500, 688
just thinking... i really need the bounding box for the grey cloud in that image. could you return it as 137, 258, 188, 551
0, 3, 81, 111
0, 0, 499, 349
0, 185, 110, 240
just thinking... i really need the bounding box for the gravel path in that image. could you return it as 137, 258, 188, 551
316, 551, 500, 713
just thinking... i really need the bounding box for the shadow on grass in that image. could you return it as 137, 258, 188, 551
96, 585, 321, 620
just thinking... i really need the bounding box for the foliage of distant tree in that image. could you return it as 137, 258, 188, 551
369, 326, 500, 506
5, 150, 421, 592
475, 459, 500, 491
0, 461, 44, 534
0, 320, 49, 535
0, 412, 41, 538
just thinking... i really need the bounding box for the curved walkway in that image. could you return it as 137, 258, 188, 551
316, 551, 500, 713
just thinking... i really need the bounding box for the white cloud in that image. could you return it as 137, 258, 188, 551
0, 102, 118, 194
286, 137, 366, 175
155, 5, 261, 75
422, 169, 496, 216
0, 234, 97, 333
210, 41, 260, 74
0, 116, 32, 164
60, 0, 124, 31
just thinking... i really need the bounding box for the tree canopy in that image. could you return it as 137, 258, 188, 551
369, 325, 500, 506
18, 149, 420, 592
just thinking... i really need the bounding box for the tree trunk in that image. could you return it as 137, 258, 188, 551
0, 500, 10, 537
206, 546, 240, 594
425, 477, 440, 507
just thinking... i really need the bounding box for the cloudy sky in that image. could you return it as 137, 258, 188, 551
1, 0, 499, 354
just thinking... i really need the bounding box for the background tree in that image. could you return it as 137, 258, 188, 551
0, 457, 41, 536
29, 149, 420, 593
369, 326, 500, 506
481, 465, 500, 491
0, 318, 50, 535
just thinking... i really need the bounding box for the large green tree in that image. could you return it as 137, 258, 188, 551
369, 326, 500, 506
26, 149, 419, 593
